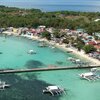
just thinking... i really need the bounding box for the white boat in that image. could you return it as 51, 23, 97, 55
27, 50, 36, 54
68, 57, 75, 61
75, 59, 80, 62
0, 80, 10, 90
51, 46, 55, 49
79, 72, 100, 81
43, 86, 66, 96
38, 42, 47, 47
66, 51, 73, 53
91, 68, 97, 72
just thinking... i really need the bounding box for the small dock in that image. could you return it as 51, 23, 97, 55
0, 65, 100, 74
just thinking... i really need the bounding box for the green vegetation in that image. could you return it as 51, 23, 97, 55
83, 44, 97, 54
0, 6, 100, 34
41, 31, 51, 40
75, 38, 85, 51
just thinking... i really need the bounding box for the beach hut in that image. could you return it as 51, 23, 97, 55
87, 41, 97, 45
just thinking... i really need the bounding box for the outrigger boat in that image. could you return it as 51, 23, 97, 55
68, 57, 75, 61
0, 80, 10, 90
27, 50, 36, 54
43, 86, 66, 96
91, 68, 98, 72
79, 71, 100, 81
68, 57, 81, 63
38, 42, 48, 47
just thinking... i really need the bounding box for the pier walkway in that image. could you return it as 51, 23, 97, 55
0, 65, 100, 74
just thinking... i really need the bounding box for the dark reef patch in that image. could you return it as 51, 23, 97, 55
0, 73, 60, 100
25, 60, 45, 68
0, 52, 3, 54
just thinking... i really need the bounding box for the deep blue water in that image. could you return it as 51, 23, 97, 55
0, 0, 100, 12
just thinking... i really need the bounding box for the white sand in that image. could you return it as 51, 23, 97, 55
55, 43, 100, 66
3, 33, 100, 66
3, 31, 100, 66
31, 35, 100, 66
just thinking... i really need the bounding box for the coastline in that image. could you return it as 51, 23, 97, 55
2, 33, 100, 66
0, 4, 100, 12
31, 35, 100, 66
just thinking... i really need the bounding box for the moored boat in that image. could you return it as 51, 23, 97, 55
0, 80, 10, 90
27, 50, 36, 54
43, 86, 66, 96
79, 71, 100, 81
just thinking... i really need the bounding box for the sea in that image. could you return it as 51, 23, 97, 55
0, 1, 100, 99
0, 0, 100, 12
0, 35, 100, 100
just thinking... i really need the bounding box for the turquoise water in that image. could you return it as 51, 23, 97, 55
0, 35, 100, 100
0, 35, 78, 69
0, 69, 100, 100
38, 70, 100, 100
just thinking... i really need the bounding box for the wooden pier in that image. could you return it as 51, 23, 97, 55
0, 65, 100, 74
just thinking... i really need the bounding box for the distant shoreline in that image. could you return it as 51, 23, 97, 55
0, 4, 100, 12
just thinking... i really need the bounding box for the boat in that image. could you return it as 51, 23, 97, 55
74, 59, 81, 64
91, 68, 98, 72
66, 51, 73, 53
68, 57, 75, 61
79, 72, 100, 81
68, 57, 81, 64
0, 80, 10, 90
43, 86, 66, 96
38, 42, 48, 47
51, 46, 55, 49
27, 50, 36, 54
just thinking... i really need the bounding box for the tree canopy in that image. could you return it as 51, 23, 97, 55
83, 44, 97, 54
0, 6, 100, 33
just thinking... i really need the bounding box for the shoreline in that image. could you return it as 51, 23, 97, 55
0, 4, 100, 13
2, 33, 100, 66
31, 35, 100, 66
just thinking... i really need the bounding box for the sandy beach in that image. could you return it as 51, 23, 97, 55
2, 32, 100, 66
55, 43, 100, 66
31, 35, 100, 66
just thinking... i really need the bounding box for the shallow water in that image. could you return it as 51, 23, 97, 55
38, 69, 100, 100
0, 35, 100, 100
0, 69, 100, 100
0, 35, 78, 69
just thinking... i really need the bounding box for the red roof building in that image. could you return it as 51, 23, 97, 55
87, 41, 97, 45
